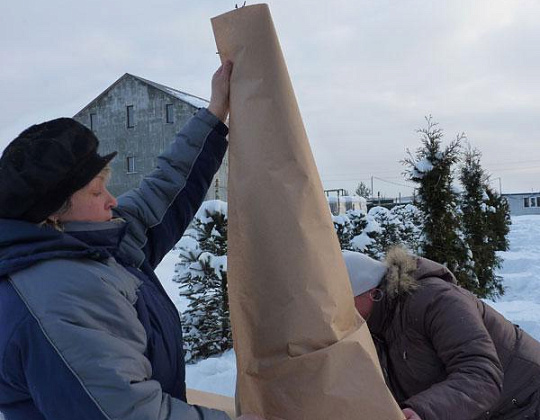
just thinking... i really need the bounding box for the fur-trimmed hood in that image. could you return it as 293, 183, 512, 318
380, 246, 458, 300
368, 246, 459, 338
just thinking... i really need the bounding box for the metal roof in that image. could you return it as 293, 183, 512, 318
130, 74, 209, 108
74, 73, 208, 116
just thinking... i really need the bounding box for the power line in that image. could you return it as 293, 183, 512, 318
323, 174, 407, 180
322, 168, 405, 176
372, 176, 416, 189
488, 165, 540, 173
321, 175, 415, 187
321, 163, 540, 182
484, 158, 540, 167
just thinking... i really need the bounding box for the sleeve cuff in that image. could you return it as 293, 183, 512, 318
197, 108, 229, 137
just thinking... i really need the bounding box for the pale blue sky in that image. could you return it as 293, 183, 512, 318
1, 0, 539, 197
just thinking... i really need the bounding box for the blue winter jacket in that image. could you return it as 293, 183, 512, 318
0, 109, 231, 420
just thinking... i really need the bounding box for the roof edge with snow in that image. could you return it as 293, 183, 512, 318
74, 73, 209, 117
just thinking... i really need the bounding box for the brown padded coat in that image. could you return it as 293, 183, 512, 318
368, 247, 540, 420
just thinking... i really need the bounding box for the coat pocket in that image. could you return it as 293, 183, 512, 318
489, 388, 539, 420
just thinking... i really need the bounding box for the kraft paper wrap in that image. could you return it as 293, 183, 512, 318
212, 4, 403, 419
187, 389, 235, 419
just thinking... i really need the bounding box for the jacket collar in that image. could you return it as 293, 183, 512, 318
63, 220, 127, 251
0, 218, 126, 277
367, 295, 390, 336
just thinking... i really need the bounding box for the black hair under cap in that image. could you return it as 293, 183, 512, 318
0, 118, 117, 223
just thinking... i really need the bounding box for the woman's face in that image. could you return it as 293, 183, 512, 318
56, 174, 117, 223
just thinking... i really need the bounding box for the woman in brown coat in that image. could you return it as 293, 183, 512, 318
343, 247, 540, 420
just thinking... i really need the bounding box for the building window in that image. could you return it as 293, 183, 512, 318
127, 156, 136, 173
127, 105, 134, 128
531, 197, 536, 207
166, 104, 174, 123
90, 113, 96, 131
524, 198, 530, 208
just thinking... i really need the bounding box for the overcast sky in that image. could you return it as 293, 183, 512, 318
1, 0, 539, 198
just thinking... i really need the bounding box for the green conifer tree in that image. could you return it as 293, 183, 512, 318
485, 186, 511, 252
175, 201, 231, 363
355, 181, 371, 199
368, 206, 402, 258
347, 209, 379, 257
460, 148, 498, 297
403, 117, 477, 290
459, 148, 510, 298
332, 214, 354, 250
391, 204, 424, 254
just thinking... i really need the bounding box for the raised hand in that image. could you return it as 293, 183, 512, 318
208, 60, 233, 122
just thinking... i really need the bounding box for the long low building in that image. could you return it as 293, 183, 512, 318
503, 192, 540, 216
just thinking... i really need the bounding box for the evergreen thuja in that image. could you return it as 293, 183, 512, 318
460, 147, 509, 298
333, 214, 354, 250
175, 201, 231, 363
403, 117, 476, 291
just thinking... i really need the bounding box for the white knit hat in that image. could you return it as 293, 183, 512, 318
342, 250, 388, 297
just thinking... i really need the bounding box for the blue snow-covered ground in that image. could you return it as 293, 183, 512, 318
156, 215, 540, 396
486, 216, 540, 341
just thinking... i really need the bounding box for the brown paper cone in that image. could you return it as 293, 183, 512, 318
212, 4, 404, 419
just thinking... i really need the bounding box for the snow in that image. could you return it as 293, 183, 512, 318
200, 252, 227, 279
333, 215, 347, 225
412, 158, 434, 178
155, 248, 188, 313
164, 87, 209, 109
480, 202, 497, 213
197, 200, 228, 222
185, 350, 237, 397
485, 215, 540, 340
351, 234, 373, 251
176, 235, 199, 252
155, 215, 540, 398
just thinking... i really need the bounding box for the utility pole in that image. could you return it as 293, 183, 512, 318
492, 177, 502, 195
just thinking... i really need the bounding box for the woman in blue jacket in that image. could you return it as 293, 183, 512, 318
0, 62, 261, 420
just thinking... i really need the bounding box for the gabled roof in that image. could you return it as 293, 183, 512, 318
74, 73, 209, 116
131, 74, 209, 108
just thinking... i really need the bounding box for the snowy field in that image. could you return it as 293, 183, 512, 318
155, 215, 540, 397
486, 216, 540, 340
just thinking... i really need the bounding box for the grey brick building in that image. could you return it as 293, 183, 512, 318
73, 73, 228, 200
